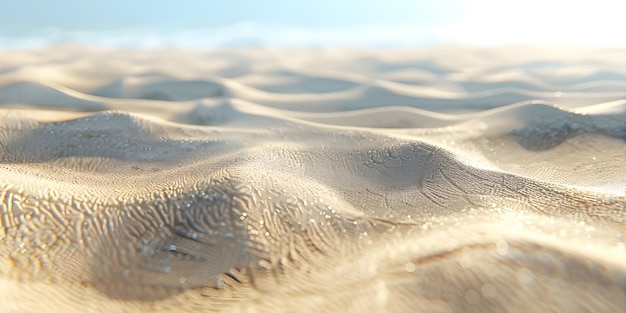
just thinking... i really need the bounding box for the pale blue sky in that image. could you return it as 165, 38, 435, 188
1, 1, 461, 31
1, 0, 625, 47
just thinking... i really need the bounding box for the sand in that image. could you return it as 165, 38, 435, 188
0, 45, 625, 313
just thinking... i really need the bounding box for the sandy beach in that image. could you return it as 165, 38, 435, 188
0, 45, 625, 312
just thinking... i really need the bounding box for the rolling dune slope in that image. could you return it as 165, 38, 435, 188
0, 46, 625, 313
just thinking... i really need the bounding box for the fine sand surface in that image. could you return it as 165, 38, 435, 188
0, 45, 625, 313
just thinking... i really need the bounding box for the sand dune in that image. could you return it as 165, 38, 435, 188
0, 45, 625, 313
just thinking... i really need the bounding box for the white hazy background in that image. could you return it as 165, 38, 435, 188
0, 0, 624, 48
